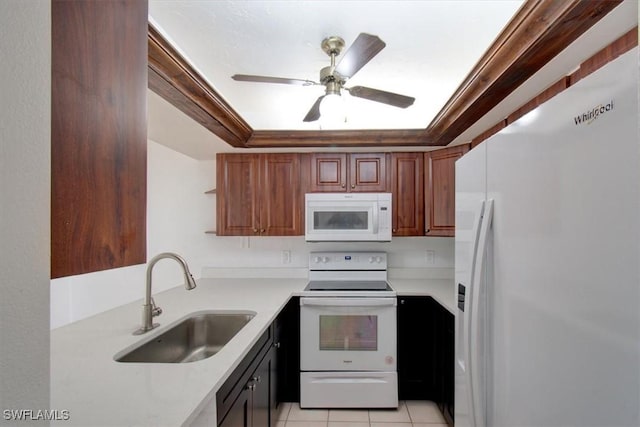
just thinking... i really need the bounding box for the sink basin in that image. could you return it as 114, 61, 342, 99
115, 311, 256, 363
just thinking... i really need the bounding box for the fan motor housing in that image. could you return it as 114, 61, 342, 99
320, 66, 345, 86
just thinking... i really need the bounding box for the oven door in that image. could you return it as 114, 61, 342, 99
300, 297, 397, 371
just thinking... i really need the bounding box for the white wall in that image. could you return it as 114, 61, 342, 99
50, 141, 215, 328
200, 236, 453, 278
0, 0, 51, 422
51, 141, 453, 328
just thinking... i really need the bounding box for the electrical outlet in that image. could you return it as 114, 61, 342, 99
425, 250, 435, 265
281, 250, 291, 264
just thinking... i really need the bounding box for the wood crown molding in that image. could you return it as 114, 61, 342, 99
247, 129, 436, 148
469, 26, 637, 149
147, 0, 622, 148
147, 24, 252, 147
425, 0, 623, 146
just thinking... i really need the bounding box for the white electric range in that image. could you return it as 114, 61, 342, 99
300, 251, 398, 408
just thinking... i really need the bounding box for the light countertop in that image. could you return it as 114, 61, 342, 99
51, 276, 453, 426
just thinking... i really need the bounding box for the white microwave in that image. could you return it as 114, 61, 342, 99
305, 193, 392, 242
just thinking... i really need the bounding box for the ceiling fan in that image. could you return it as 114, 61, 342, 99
231, 33, 416, 123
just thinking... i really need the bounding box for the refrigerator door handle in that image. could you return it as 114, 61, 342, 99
462, 200, 485, 427
469, 198, 494, 427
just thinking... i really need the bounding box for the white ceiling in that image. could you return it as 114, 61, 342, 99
147, 1, 638, 159
148, 0, 524, 131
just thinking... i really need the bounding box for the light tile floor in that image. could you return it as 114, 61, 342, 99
275, 401, 448, 427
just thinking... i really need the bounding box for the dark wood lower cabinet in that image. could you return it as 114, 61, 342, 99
252, 346, 273, 427
434, 302, 454, 427
398, 297, 437, 400
217, 297, 300, 427
217, 327, 272, 427
397, 296, 454, 426
275, 297, 300, 404
218, 388, 249, 427
218, 343, 274, 427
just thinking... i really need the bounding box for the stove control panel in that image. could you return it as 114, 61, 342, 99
309, 251, 387, 271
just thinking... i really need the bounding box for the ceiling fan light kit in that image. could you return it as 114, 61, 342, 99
319, 93, 347, 128
231, 32, 415, 125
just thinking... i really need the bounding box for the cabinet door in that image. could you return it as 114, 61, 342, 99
443, 312, 454, 426
251, 349, 273, 427
260, 154, 303, 236
397, 297, 437, 400
218, 388, 249, 427
217, 154, 260, 236
309, 153, 348, 192
275, 297, 300, 404
51, 0, 148, 278
433, 302, 454, 427
390, 153, 424, 236
424, 145, 469, 236
349, 153, 387, 192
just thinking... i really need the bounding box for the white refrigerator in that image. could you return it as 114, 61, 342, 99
455, 47, 639, 427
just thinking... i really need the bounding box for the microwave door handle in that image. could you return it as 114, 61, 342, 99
372, 205, 379, 234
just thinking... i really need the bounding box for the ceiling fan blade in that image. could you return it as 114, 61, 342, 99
335, 33, 386, 78
232, 74, 317, 86
346, 86, 415, 108
303, 96, 324, 122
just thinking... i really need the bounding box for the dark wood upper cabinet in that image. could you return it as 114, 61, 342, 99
217, 153, 302, 236
216, 154, 260, 236
349, 153, 387, 192
308, 153, 387, 192
260, 154, 303, 236
219, 148, 470, 238
424, 145, 469, 237
51, 0, 148, 278
390, 153, 424, 236
309, 153, 348, 192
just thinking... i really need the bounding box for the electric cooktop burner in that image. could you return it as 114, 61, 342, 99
304, 251, 395, 297
305, 280, 393, 292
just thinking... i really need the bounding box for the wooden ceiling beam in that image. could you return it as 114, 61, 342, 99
425, 0, 623, 145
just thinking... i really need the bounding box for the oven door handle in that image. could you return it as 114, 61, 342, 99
300, 297, 397, 307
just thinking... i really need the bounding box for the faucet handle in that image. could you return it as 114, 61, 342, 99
150, 297, 163, 318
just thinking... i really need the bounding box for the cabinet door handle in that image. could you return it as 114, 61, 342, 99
252, 376, 262, 383
247, 381, 256, 391
392, 228, 397, 233
341, 183, 345, 188
261, 229, 266, 234
253, 228, 258, 233
273, 342, 281, 349
351, 184, 355, 189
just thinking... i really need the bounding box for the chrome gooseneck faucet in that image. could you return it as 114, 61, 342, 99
133, 252, 197, 335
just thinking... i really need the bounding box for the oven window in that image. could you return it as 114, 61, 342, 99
313, 211, 368, 230
319, 315, 378, 351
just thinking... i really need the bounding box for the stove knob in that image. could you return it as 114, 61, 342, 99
368, 257, 375, 263
313, 256, 321, 263
322, 256, 330, 263
375, 256, 383, 263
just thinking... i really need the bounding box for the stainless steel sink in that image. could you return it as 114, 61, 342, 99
115, 311, 256, 363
